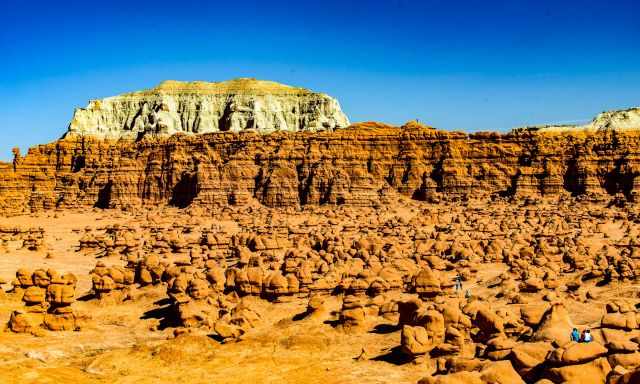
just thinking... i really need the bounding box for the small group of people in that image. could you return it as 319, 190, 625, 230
570, 328, 592, 343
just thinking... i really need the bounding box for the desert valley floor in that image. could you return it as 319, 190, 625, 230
1, 197, 639, 384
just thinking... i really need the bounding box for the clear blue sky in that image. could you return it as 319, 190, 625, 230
1, 0, 639, 160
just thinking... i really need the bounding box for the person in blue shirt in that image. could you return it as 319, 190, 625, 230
570, 328, 580, 342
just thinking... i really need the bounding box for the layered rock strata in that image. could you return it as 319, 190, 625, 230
65, 78, 350, 139
2, 119, 640, 214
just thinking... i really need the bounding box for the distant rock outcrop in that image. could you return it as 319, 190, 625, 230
65, 78, 350, 139
513, 107, 640, 134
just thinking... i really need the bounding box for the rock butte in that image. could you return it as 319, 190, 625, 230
1, 81, 640, 384
65, 78, 350, 139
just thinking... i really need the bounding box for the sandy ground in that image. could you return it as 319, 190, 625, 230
0, 203, 637, 384
0, 209, 425, 384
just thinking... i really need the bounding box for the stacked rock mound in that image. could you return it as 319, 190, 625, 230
0, 226, 46, 251
79, 225, 141, 258
79, 222, 233, 269
337, 281, 390, 333
598, 300, 640, 382
544, 341, 611, 384
89, 254, 173, 301
399, 293, 640, 384
200, 229, 232, 260
136, 254, 169, 286
8, 269, 78, 334
166, 268, 262, 342
400, 297, 474, 366
90, 261, 136, 302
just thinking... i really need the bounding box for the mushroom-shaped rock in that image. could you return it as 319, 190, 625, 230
16, 269, 33, 287
32, 269, 51, 288
205, 266, 226, 292
43, 309, 77, 331
402, 325, 436, 357
186, 278, 211, 300
339, 295, 369, 332
412, 267, 441, 298
22, 286, 46, 305
46, 283, 75, 306
264, 271, 289, 297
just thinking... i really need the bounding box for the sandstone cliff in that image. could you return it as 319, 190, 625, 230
2, 119, 640, 214
65, 78, 350, 139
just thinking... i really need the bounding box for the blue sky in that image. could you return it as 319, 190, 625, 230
1, 0, 639, 160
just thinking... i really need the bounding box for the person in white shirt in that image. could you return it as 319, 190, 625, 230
581, 329, 592, 343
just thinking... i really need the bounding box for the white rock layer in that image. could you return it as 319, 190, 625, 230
514, 107, 640, 134
65, 78, 350, 139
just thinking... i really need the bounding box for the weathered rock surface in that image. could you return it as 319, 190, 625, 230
8, 269, 79, 333
3, 179, 640, 382
515, 107, 640, 133
3, 112, 640, 213
65, 78, 350, 139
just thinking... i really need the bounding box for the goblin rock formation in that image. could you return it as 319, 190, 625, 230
65, 78, 350, 139
4, 176, 640, 382
8, 269, 79, 334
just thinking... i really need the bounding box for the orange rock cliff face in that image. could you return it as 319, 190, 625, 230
1, 122, 640, 214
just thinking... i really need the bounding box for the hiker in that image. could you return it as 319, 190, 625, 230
454, 274, 463, 291
581, 329, 592, 343
465, 289, 471, 299
570, 328, 580, 342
